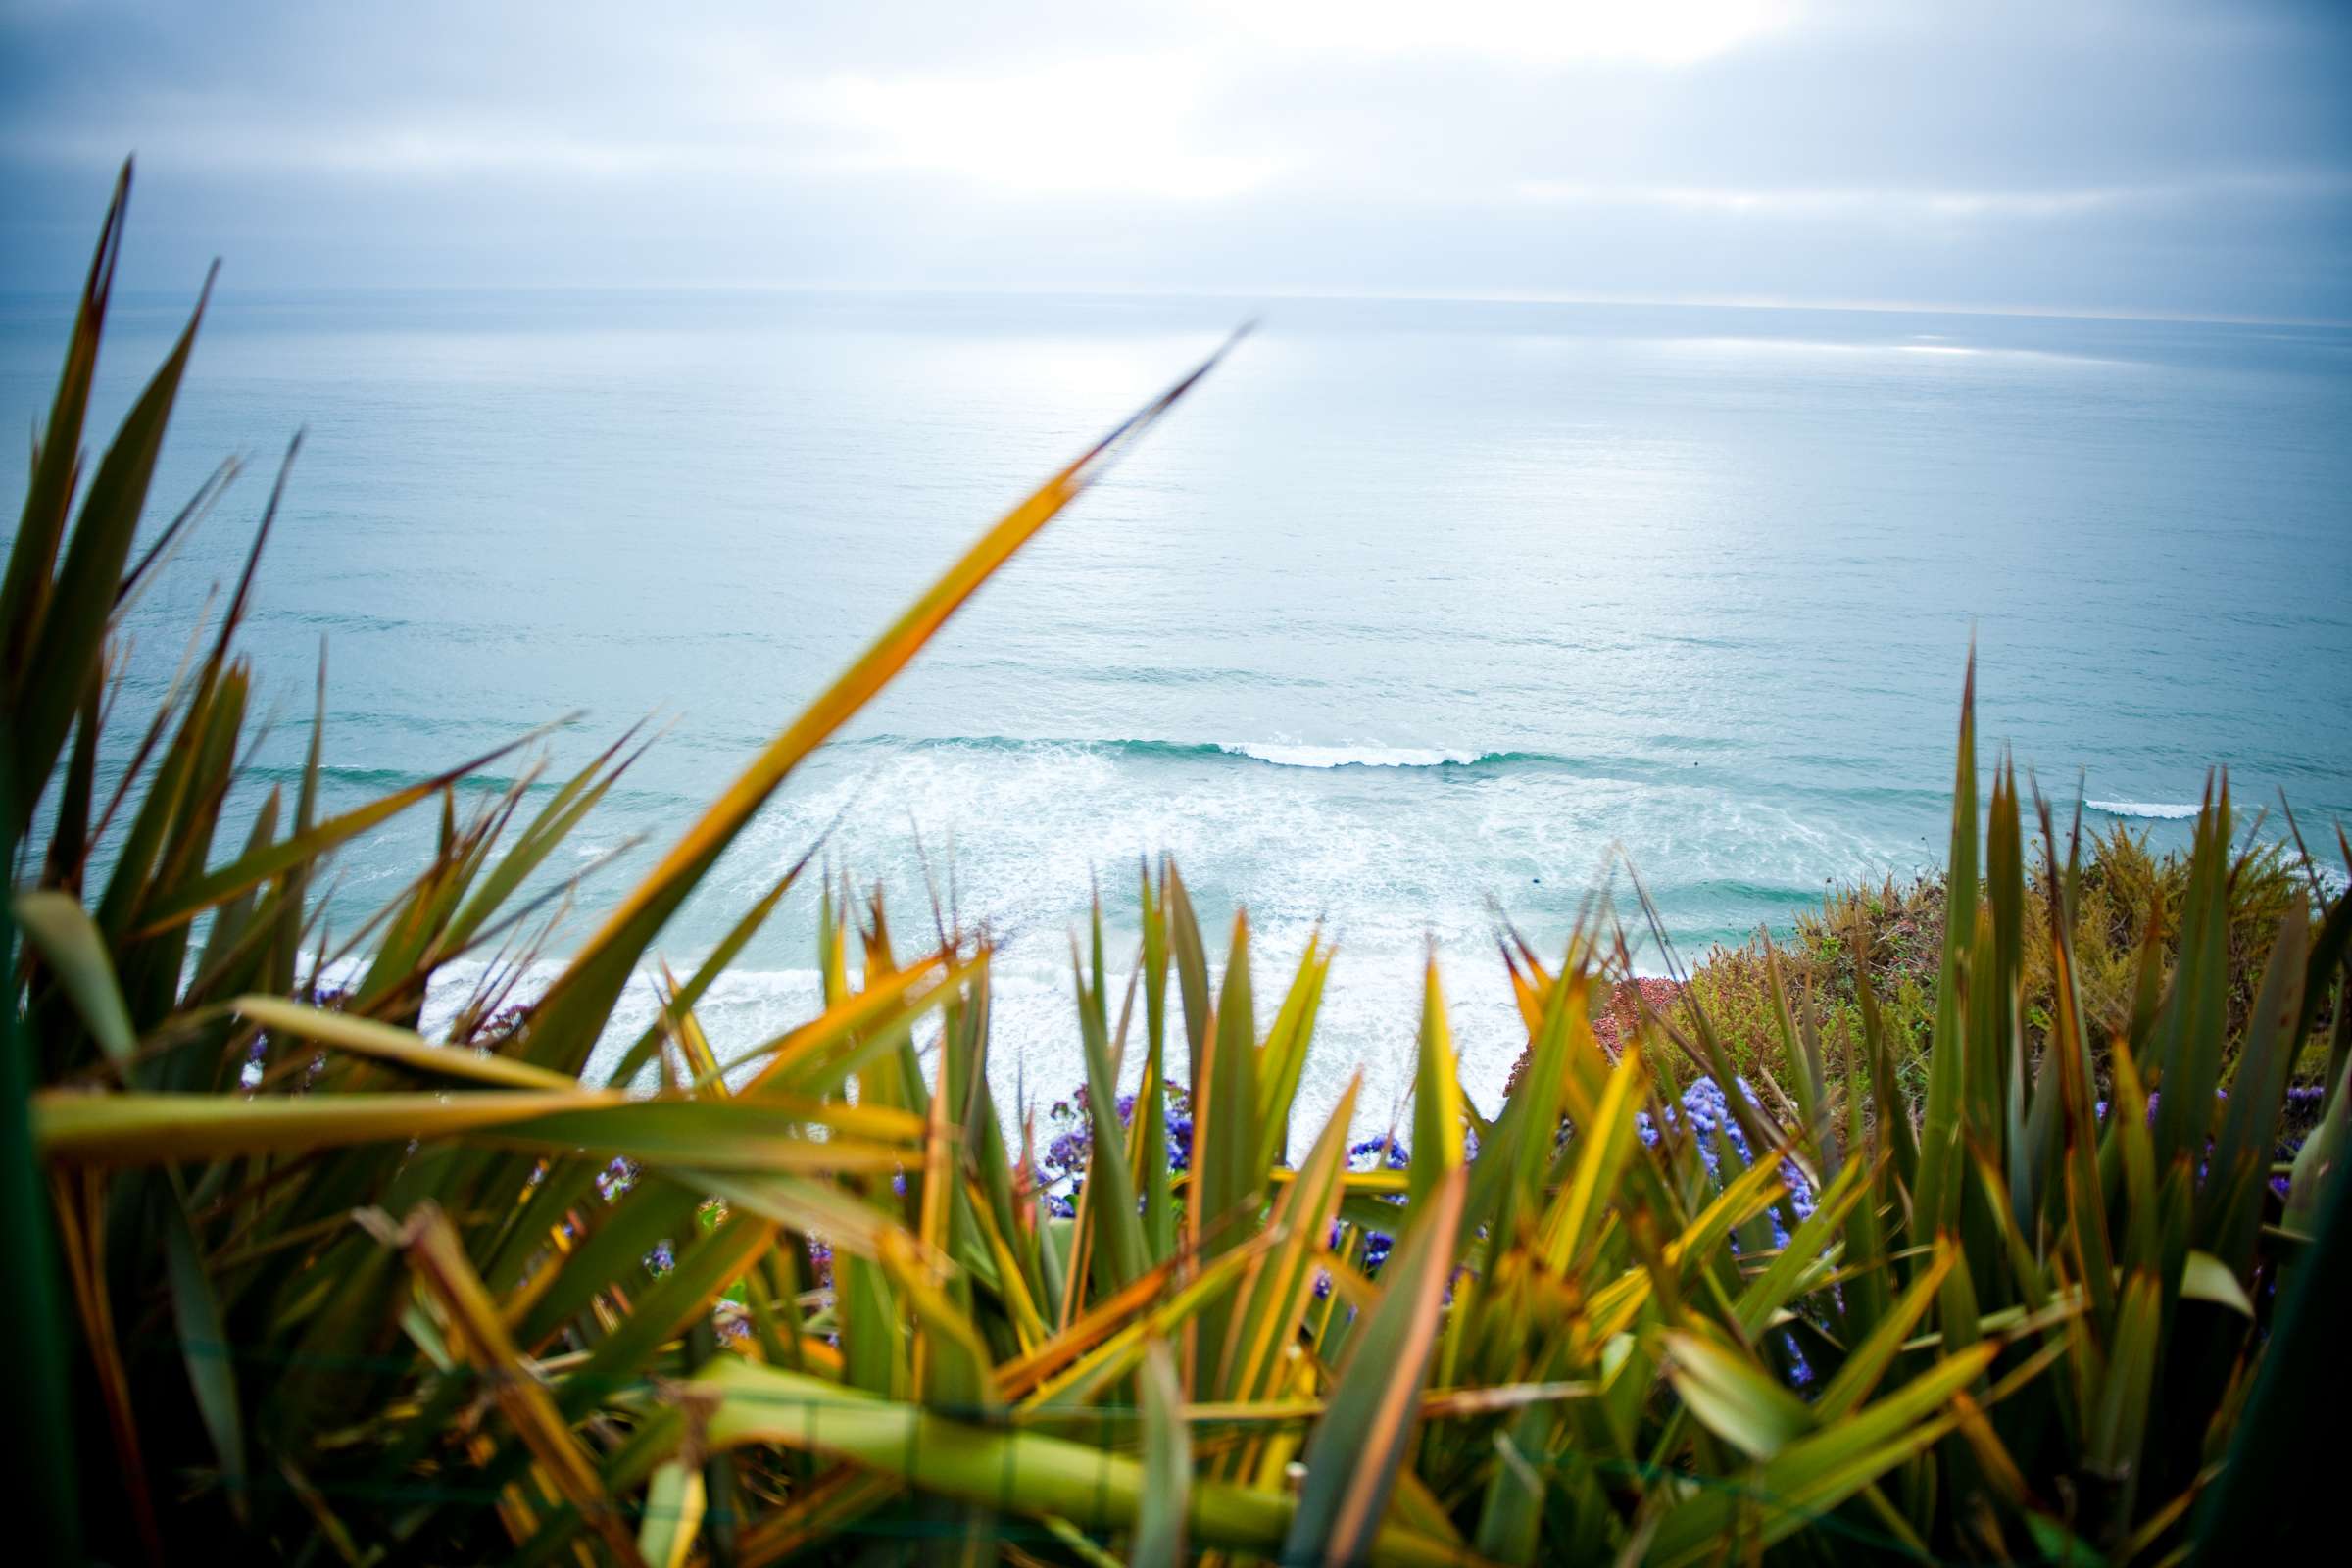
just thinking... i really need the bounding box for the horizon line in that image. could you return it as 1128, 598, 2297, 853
21, 278, 2351, 332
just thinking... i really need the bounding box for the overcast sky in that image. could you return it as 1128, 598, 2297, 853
2, 0, 2346, 318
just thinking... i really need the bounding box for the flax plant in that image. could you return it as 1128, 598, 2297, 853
7, 168, 2346, 1567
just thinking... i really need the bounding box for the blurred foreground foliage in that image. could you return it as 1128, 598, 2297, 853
7, 169, 2347, 1567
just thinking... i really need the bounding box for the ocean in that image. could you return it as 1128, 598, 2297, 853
5, 288, 2349, 1138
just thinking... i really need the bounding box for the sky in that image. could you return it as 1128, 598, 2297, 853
1, 0, 2347, 318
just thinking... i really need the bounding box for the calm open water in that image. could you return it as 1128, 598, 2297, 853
5, 289, 2348, 1132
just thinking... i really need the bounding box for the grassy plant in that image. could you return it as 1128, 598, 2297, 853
9, 168, 2349, 1566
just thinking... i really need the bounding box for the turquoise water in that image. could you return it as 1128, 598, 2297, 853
6, 290, 2349, 1126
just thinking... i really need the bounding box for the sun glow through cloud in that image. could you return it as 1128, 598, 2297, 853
1217, 0, 1800, 66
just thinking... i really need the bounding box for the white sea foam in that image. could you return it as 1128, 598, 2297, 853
2085, 799, 2202, 820
1218, 742, 1487, 769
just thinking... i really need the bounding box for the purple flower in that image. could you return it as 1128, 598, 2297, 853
597, 1156, 639, 1202
1658, 1078, 1817, 1232
1781, 1332, 1816, 1389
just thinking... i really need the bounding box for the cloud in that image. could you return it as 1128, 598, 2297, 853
803, 57, 1289, 201
1514, 172, 2352, 222
0, 0, 2345, 318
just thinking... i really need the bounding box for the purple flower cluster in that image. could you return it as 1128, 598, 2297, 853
1308, 1136, 1411, 1298
1640, 1077, 1819, 1250
1639, 1078, 1822, 1387
2272, 1083, 2329, 1198
1341, 1133, 1409, 1274
1034, 1082, 1195, 1220
2088, 1085, 2329, 1200
2090, 1092, 2162, 1126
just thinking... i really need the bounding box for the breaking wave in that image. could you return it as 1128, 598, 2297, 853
2085, 799, 2202, 820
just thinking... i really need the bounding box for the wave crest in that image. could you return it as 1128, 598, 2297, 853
851, 734, 1513, 770
2086, 799, 2201, 820
1216, 742, 1494, 769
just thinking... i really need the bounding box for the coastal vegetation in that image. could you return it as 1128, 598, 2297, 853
8, 172, 2347, 1566
1673, 824, 2326, 1101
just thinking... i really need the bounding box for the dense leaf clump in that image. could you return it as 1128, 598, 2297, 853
8, 169, 2348, 1566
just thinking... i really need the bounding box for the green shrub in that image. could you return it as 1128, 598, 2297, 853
1686, 823, 2328, 1103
